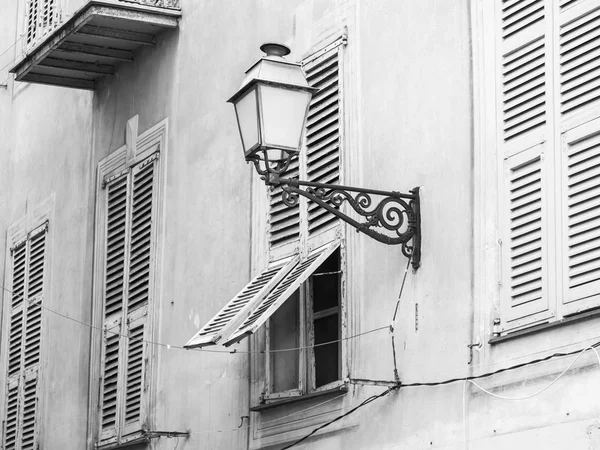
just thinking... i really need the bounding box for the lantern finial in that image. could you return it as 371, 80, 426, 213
259, 43, 291, 58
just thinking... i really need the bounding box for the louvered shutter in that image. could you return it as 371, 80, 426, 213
100, 174, 128, 442
560, 118, 600, 314
500, 145, 555, 330
304, 47, 341, 235
24, 230, 45, 370
20, 373, 38, 450
185, 259, 296, 348
121, 158, 156, 437
225, 242, 339, 346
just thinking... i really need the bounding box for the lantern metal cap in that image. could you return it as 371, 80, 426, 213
227, 43, 317, 104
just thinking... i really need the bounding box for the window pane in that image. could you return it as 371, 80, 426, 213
314, 314, 339, 387
270, 290, 300, 393
312, 250, 340, 313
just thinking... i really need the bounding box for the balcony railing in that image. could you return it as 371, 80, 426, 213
11, 0, 181, 89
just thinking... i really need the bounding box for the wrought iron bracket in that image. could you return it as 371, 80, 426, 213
267, 174, 421, 271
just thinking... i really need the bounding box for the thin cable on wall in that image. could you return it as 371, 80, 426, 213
0, 284, 388, 355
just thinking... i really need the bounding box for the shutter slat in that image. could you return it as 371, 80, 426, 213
502, 0, 544, 38
269, 159, 300, 246
8, 310, 23, 378
11, 245, 27, 309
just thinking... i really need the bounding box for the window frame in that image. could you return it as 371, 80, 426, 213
472, 0, 600, 349
1, 203, 52, 450
88, 116, 167, 448
263, 252, 344, 402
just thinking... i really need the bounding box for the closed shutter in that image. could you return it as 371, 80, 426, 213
99, 154, 157, 443
500, 145, 555, 330
304, 47, 341, 235
561, 118, 600, 314
4, 226, 45, 450
225, 242, 339, 346
498, 1, 555, 331
185, 259, 295, 348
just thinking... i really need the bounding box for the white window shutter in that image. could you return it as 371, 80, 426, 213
20, 371, 38, 450
100, 174, 129, 443
24, 230, 45, 370
500, 145, 555, 330
225, 242, 339, 346
26, 0, 39, 45
303, 47, 341, 235
560, 118, 600, 314
185, 259, 297, 348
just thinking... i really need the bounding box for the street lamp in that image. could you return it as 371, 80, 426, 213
228, 43, 422, 270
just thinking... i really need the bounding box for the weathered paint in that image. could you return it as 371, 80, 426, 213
1, 0, 600, 449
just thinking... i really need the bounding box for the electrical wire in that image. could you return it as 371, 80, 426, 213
280, 386, 399, 449
390, 255, 412, 382
0, 284, 388, 355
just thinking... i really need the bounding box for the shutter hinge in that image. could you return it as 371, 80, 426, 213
29, 221, 49, 239
137, 151, 160, 170
301, 34, 348, 67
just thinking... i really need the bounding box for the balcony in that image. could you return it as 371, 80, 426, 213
10, 0, 181, 90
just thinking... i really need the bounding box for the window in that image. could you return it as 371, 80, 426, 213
93, 117, 165, 448
185, 37, 347, 407
475, 0, 600, 335
25, 0, 57, 47
3, 223, 47, 450
266, 249, 341, 400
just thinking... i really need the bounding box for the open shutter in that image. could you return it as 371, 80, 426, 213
500, 145, 555, 330
304, 45, 341, 235
560, 118, 600, 314
100, 174, 128, 442
225, 242, 339, 346
186, 259, 296, 348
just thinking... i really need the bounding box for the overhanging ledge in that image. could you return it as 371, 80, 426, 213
10, 0, 181, 90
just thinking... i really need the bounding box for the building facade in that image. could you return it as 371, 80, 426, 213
0, 0, 598, 449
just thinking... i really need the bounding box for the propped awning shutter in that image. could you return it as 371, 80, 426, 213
185, 258, 297, 349
561, 118, 600, 314
303, 44, 342, 235
500, 144, 555, 330
224, 242, 339, 346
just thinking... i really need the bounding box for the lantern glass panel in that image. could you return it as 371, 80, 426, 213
235, 87, 259, 155
260, 85, 311, 152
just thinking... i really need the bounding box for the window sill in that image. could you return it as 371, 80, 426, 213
489, 307, 600, 345
96, 435, 149, 449
250, 383, 347, 412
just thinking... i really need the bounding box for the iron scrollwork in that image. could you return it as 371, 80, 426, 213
276, 177, 421, 270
